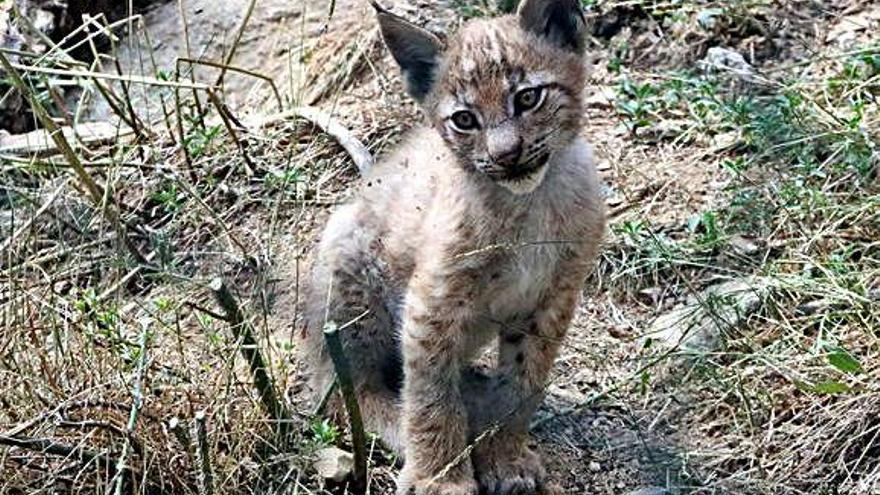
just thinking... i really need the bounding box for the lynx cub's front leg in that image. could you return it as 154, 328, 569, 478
472, 278, 585, 494
396, 265, 479, 495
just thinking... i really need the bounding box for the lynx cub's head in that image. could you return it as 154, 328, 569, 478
375, 0, 587, 194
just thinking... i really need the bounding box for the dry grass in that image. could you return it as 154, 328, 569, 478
1, 1, 879, 494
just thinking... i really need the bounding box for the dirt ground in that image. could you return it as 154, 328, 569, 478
3, 0, 879, 494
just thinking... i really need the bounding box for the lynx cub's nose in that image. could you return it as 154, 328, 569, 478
491, 144, 523, 169
487, 123, 523, 169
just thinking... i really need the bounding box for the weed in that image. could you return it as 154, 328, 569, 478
310, 418, 341, 446
264, 166, 302, 191
151, 181, 183, 212
184, 121, 222, 158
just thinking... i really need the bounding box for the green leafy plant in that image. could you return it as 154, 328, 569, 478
184, 123, 222, 158
310, 418, 341, 446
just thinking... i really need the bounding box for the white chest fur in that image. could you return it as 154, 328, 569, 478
483, 208, 562, 320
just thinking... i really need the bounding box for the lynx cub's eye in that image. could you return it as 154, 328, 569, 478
450, 110, 480, 132
513, 87, 545, 114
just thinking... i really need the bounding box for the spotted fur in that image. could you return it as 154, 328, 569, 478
299, 1, 605, 494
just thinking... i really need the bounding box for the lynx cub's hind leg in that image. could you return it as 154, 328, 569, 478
301, 205, 405, 452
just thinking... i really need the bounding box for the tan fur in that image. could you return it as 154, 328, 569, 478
299, 1, 604, 494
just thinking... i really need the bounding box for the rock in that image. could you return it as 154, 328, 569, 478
699, 47, 756, 84
711, 130, 743, 151
588, 461, 601, 472
645, 278, 765, 351
626, 487, 670, 495
313, 447, 353, 483
728, 235, 762, 256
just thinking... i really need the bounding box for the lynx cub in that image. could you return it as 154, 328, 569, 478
301, 1, 605, 493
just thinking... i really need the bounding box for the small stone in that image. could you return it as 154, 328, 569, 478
728, 235, 761, 256
608, 325, 631, 339
645, 278, 765, 351
699, 47, 756, 83
711, 130, 742, 151
626, 487, 670, 495
313, 447, 353, 483
588, 461, 601, 472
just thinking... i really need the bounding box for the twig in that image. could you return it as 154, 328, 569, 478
0, 121, 134, 157
167, 417, 193, 456
209, 277, 291, 440
255, 106, 375, 175
8, 62, 214, 90
205, 90, 255, 175
177, 57, 284, 112
322, 322, 367, 494
55, 419, 142, 455
194, 411, 214, 495
312, 380, 339, 417
110, 319, 150, 495
0, 434, 116, 468
0, 433, 166, 494
177, 0, 205, 119
215, 0, 257, 88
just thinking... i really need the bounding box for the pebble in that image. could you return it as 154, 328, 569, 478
313, 447, 353, 483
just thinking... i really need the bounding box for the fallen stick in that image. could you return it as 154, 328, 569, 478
0, 52, 147, 267
0, 122, 135, 158
0, 434, 165, 495
0, 434, 114, 467
252, 106, 375, 176
209, 277, 291, 440
194, 411, 214, 495
167, 417, 192, 456
323, 321, 367, 494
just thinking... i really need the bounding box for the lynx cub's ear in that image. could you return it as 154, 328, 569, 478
517, 0, 586, 53
373, 2, 443, 102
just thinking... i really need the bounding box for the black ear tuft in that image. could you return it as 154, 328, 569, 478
375, 7, 444, 102
517, 0, 586, 54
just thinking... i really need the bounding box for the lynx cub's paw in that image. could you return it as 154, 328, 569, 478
397, 467, 478, 495
475, 447, 546, 495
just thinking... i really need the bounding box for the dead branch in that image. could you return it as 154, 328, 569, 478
254, 106, 375, 176
194, 411, 214, 495
322, 322, 368, 494
209, 277, 292, 440
0, 122, 134, 157
110, 320, 151, 495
